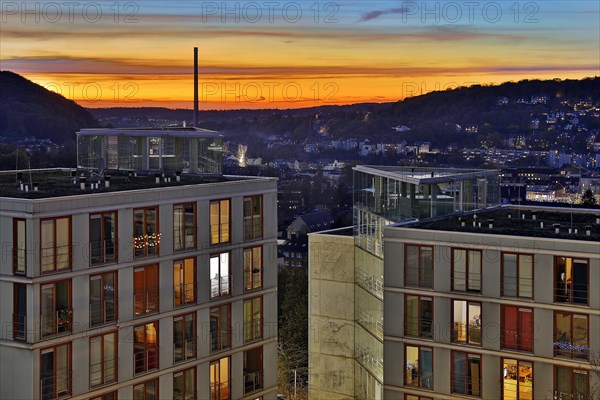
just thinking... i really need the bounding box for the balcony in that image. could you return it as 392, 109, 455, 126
244, 370, 263, 394
41, 309, 73, 338
40, 368, 71, 400
89, 358, 118, 387
210, 381, 230, 400
134, 347, 159, 374
403, 315, 432, 340
174, 391, 198, 400
174, 337, 196, 363
356, 307, 383, 340
210, 275, 231, 298
244, 317, 263, 343
90, 299, 118, 327
90, 239, 117, 265
356, 269, 383, 300
174, 282, 196, 306
134, 289, 159, 316
12, 313, 26, 341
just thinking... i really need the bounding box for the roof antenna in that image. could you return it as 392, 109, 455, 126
193, 47, 199, 128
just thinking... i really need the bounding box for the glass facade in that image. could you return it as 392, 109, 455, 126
77, 129, 223, 174
351, 166, 500, 399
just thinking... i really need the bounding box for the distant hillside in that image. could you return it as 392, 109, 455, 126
0, 71, 98, 143
385, 78, 600, 146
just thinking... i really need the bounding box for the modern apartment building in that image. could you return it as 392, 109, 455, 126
0, 128, 278, 400
384, 206, 599, 399
308, 166, 501, 400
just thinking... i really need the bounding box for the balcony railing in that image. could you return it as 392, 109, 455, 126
403, 315, 432, 339
174, 282, 196, 306
356, 269, 383, 300
41, 309, 73, 338
210, 381, 230, 400
89, 357, 118, 387
134, 347, 159, 374
90, 299, 117, 327
501, 276, 533, 298
244, 271, 261, 291
554, 340, 589, 360
356, 307, 383, 340
12, 313, 26, 341
174, 337, 196, 363
244, 317, 262, 342
90, 239, 117, 265
501, 329, 533, 352
355, 345, 383, 380
134, 289, 159, 315
40, 368, 71, 400
210, 275, 231, 298
554, 285, 588, 305
244, 370, 263, 394
452, 322, 481, 345
174, 390, 198, 400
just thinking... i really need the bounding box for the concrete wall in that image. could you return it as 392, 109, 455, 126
308, 232, 355, 400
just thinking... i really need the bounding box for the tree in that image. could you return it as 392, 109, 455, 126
582, 189, 597, 205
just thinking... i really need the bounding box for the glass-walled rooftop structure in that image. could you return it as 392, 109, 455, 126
77, 128, 223, 174
351, 165, 500, 400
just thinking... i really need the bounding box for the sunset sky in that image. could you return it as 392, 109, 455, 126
1, 0, 599, 109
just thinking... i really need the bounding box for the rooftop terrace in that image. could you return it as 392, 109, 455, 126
405, 206, 600, 242
0, 168, 262, 200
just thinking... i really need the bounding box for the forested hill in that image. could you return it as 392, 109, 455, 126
0, 71, 98, 143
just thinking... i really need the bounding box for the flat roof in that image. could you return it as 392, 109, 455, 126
401, 206, 600, 242
354, 165, 498, 185
0, 169, 270, 200
77, 127, 222, 138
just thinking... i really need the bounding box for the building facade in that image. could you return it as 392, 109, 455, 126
0, 130, 278, 400
309, 166, 501, 400
384, 207, 599, 399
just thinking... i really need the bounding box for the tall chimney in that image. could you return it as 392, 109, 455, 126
193, 47, 199, 127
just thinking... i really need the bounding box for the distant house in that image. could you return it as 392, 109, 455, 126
283, 211, 336, 269
286, 211, 335, 239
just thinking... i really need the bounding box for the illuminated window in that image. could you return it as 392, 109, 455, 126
210, 199, 230, 245
503, 359, 533, 400
173, 258, 195, 306
554, 312, 588, 360
452, 300, 481, 345
244, 297, 262, 343
244, 246, 262, 291
210, 252, 230, 298
210, 357, 230, 400
134, 265, 159, 316
555, 257, 589, 305
405, 345, 432, 389
133, 207, 159, 258
134, 321, 159, 374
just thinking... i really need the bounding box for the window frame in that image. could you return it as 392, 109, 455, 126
13, 218, 26, 274
133, 264, 159, 316
243, 246, 263, 292
40, 342, 72, 400
133, 321, 159, 375
133, 378, 158, 400
502, 358, 533, 400
554, 366, 588, 400
173, 367, 196, 400
209, 199, 231, 246
404, 344, 433, 390
554, 256, 589, 306
451, 247, 482, 293
89, 211, 118, 266
13, 283, 26, 341
89, 331, 118, 388
243, 346, 264, 395
554, 311, 589, 360
244, 296, 263, 343
210, 357, 230, 400
173, 202, 196, 252
243, 195, 263, 241
451, 350, 482, 397
501, 305, 534, 352
210, 304, 231, 353
404, 244, 434, 289
173, 312, 196, 363
40, 216, 72, 273
40, 279, 72, 338
404, 294, 433, 339
133, 206, 160, 259
173, 258, 196, 307
501, 252, 534, 299
90, 271, 118, 327
210, 252, 231, 299
451, 300, 482, 346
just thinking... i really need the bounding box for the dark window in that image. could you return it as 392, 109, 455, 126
404, 294, 432, 339
210, 304, 231, 352
243, 196, 263, 240
90, 271, 117, 326
501, 305, 533, 352
555, 257, 589, 305
174, 203, 196, 251
502, 253, 533, 298
405, 244, 433, 288
452, 248, 481, 292
90, 211, 117, 265
452, 351, 481, 397
174, 313, 196, 363
13, 218, 26, 274
41, 217, 71, 272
